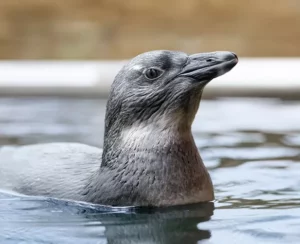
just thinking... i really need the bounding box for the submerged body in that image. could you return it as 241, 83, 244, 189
0, 143, 101, 201
0, 50, 238, 206
0, 136, 213, 206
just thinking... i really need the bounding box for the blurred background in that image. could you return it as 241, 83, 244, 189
1, 0, 300, 98
0, 0, 300, 97
0, 0, 300, 59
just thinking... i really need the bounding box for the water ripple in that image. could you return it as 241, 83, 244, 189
0, 97, 300, 243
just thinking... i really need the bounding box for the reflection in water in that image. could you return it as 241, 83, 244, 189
99, 203, 214, 244
0, 97, 300, 243
0, 193, 214, 243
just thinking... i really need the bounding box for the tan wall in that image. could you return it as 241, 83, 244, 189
0, 0, 299, 59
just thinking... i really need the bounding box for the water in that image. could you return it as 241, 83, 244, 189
0, 97, 299, 244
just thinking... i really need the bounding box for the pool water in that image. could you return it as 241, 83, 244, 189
0, 97, 299, 244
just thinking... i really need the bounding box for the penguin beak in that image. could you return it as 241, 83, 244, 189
179, 51, 238, 83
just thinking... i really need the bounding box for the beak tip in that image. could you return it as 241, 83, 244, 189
232, 52, 238, 60
223, 51, 238, 62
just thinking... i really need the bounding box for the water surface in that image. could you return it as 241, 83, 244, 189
0, 97, 299, 243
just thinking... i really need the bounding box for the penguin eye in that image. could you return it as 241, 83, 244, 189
145, 68, 163, 80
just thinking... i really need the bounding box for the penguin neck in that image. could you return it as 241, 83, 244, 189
101, 116, 200, 169
89, 118, 213, 206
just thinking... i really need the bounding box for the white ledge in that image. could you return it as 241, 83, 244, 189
0, 58, 299, 97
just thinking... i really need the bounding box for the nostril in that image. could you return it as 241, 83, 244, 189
206, 59, 213, 62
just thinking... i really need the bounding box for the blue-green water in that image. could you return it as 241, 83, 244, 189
0, 97, 299, 244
